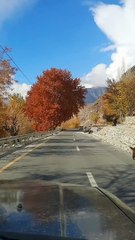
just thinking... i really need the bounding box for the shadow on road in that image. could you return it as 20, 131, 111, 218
92, 165, 135, 209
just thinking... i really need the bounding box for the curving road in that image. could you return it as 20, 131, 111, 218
0, 130, 135, 210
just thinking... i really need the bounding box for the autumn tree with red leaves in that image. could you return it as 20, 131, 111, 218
26, 68, 87, 131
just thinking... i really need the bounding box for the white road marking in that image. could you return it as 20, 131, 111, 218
25, 144, 37, 148
73, 134, 76, 141
86, 172, 98, 187
76, 146, 80, 151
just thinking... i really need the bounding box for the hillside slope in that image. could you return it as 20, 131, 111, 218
85, 87, 106, 103
92, 117, 135, 154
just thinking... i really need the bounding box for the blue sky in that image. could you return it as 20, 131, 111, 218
0, 0, 134, 95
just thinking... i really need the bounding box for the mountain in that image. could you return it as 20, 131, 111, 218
123, 65, 135, 77
84, 65, 135, 104
85, 87, 106, 104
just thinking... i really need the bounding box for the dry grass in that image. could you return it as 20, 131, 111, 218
61, 117, 80, 129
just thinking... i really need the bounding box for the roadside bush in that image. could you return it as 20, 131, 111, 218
90, 112, 100, 124
61, 117, 80, 129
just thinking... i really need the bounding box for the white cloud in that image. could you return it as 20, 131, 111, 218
100, 44, 116, 52
9, 82, 31, 98
0, 0, 37, 28
81, 64, 107, 87
81, 0, 135, 87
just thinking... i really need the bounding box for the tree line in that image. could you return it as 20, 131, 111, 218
1, 47, 134, 137
0, 48, 86, 137
0, 49, 33, 137
101, 69, 135, 125
88, 68, 135, 126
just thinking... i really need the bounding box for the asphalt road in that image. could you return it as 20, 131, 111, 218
0, 131, 135, 210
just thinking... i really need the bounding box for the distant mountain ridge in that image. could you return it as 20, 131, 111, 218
84, 65, 135, 104
85, 87, 106, 104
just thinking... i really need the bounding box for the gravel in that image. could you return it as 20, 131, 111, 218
91, 124, 135, 154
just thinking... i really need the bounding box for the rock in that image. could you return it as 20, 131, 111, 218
92, 122, 135, 154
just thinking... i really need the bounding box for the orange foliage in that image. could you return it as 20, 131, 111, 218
0, 98, 8, 137
3, 94, 33, 136
61, 117, 80, 129
25, 68, 87, 131
0, 48, 16, 94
